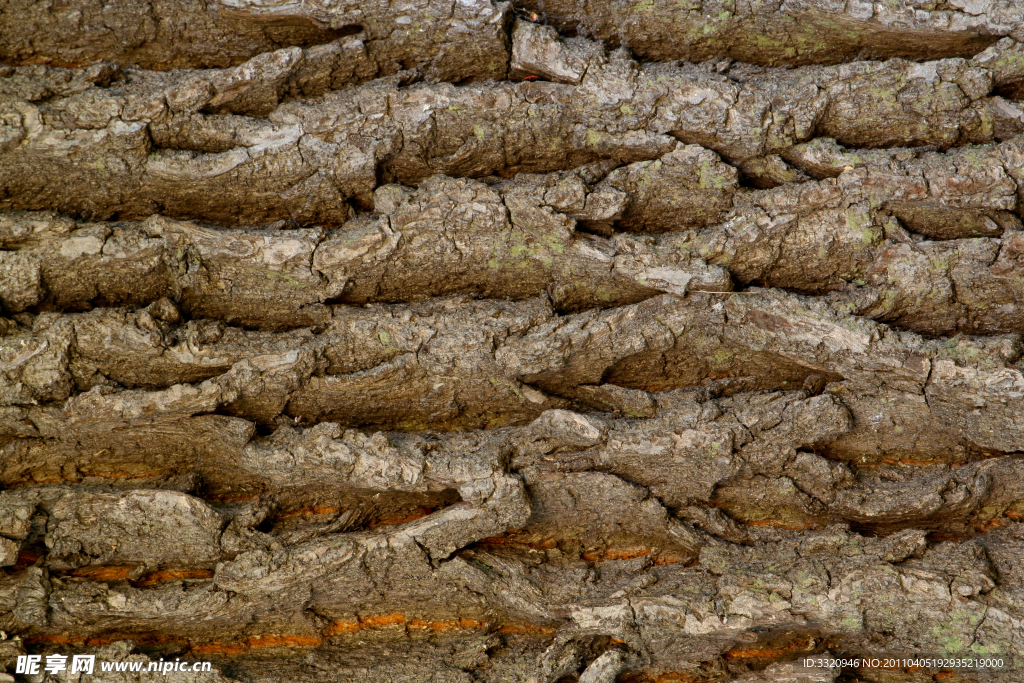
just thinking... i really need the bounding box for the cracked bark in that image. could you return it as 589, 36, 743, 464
3, 5, 1024, 683
0, 0, 511, 81
510, 1, 1024, 67
4, 29, 1024, 225
2, 288, 1022, 441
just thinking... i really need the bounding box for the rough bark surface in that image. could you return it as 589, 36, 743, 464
0, 0, 511, 80
2, 5, 1024, 683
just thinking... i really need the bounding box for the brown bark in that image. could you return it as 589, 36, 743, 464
3, 7, 1024, 683
0, 0, 510, 81
4, 30, 1024, 226
511, 0, 1024, 67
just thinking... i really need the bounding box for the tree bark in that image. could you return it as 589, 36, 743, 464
4, 27, 1024, 225
0, 0, 511, 81
3, 5, 1024, 683
511, 0, 1024, 67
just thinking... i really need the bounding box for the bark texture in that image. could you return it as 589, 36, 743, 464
0, 0, 511, 80
2, 5, 1024, 683
511, 0, 1024, 67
